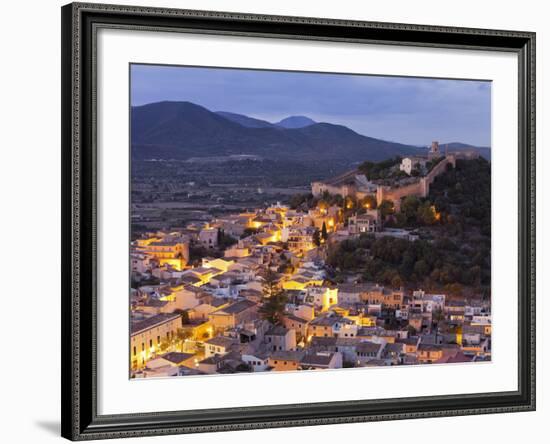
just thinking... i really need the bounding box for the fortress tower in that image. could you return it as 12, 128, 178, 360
428, 141, 440, 159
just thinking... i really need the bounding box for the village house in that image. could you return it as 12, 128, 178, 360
408, 313, 425, 333
411, 290, 446, 313
197, 351, 243, 374
282, 274, 324, 291
241, 351, 270, 372
308, 314, 341, 338
416, 343, 443, 363
156, 351, 196, 369
299, 351, 343, 370
268, 350, 305, 372
141, 235, 190, 271
224, 242, 251, 258
303, 286, 338, 310
202, 257, 235, 273
381, 342, 405, 364
130, 312, 182, 369
310, 336, 361, 364
199, 227, 218, 248
265, 325, 296, 351
131, 253, 152, 274
308, 204, 340, 232
285, 226, 317, 254
397, 337, 420, 355
208, 299, 258, 331
445, 300, 466, 322
204, 335, 238, 358
187, 297, 227, 321
348, 210, 381, 234
356, 341, 385, 366
281, 313, 309, 342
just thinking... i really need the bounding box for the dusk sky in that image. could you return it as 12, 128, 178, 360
131, 64, 491, 147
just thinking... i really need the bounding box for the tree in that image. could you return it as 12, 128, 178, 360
289, 193, 312, 210
159, 339, 172, 353
401, 195, 421, 222
413, 259, 429, 278
379, 200, 395, 218
217, 228, 237, 249
416, 202, 437, 225
259, 291, 288, 325
358, 156, 402, 180
431, 307, 445, 343
391, 274, 403, 289
176, 329, 192, 352
261, 269, 280, 299
344, 196, 356, 210
241, 227, 260, 238
259, 270, 288, 325
312, 228, 321, 247
173, 309, 190, 325
321, 222, 328, 242
360, 195, 377, 210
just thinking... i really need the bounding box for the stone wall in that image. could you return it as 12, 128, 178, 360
376, 155, 455, 211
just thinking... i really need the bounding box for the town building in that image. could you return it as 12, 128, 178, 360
130, 312, 182, 369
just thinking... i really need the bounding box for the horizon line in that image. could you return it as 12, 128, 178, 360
131, 99, 491, 149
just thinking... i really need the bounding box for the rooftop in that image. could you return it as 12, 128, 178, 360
300, 352, 336, 367
356, 342, 383, 354
205, 336, 236, 348
265, 325, 289, 337
270, 350, 305, 361
337, 283, 383, 294
131, 313, 181, 335
160, 352, 194, 364
212, 299, 256, 315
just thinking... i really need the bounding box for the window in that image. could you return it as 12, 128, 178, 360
133, 346, 137, 356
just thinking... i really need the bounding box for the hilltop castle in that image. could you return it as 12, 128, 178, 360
311, 141, 467, 212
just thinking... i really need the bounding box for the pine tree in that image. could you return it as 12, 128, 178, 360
321, 221, 328, 241
259, 269, 288, 325
312, 228, 321, 247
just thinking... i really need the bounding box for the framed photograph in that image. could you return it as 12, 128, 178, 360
61, 2, 536, 440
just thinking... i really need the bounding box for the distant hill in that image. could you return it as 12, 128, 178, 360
215, 111, 274, 128
441, 142, 491, 161
275, 115, 316, 129
131, 101, 487, 164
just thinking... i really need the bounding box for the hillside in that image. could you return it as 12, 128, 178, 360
131, 101, 490, 164
131, 101, 424, 163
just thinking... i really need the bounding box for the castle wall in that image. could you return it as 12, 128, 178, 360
312, 182, 354, 198
376, 155, 455, 211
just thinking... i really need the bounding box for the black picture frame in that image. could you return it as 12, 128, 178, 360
61, 2, 536, 440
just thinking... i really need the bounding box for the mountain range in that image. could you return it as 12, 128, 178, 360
131, 101, 490, 163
